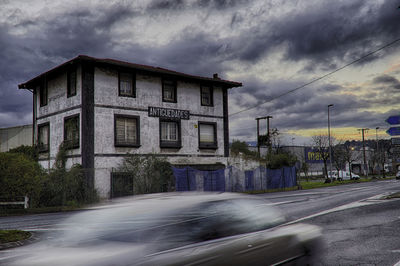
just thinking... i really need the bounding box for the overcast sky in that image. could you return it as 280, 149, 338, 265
1, 0, 400, 145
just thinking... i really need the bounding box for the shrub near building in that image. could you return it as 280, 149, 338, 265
0, 152, 43, 208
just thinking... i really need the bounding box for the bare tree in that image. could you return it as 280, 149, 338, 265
376, 139, 391, 178
332, 142, 347, 173
342, 144, 360, 179
311, 134, 330, 180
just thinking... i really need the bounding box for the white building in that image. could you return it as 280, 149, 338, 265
18, 55, 241, 197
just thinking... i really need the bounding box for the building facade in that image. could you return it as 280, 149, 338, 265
19, 55, 241, 197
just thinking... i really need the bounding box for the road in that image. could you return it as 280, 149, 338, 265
1, 179, 400, 265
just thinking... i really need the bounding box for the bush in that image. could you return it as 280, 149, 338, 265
0, 152, 43, 207
231, 140, 258, 158
39, 164, 88, 207
266, 152, 297, 169
118, 154, 175, 195
39, 143, 98, 207
0, 143, 98, 209
8, 145, 38, 161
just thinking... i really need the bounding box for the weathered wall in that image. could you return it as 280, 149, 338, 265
92, 67, 228, 197
36, 66, 82, 168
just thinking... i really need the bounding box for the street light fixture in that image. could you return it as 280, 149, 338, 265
376, 127, 380, 175
328, 104, 334, 179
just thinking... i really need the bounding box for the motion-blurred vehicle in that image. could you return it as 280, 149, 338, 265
396, 171, 400, 179
5, 193, 323, 266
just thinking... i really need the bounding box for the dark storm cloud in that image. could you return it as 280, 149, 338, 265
1, 0, 398, 135
146, 31, 229, 77
373, 75, 400, 90
147, 0, 249, 10
230, 1, 400, 69
147, 0, 185, 10
0, 2, 137, 127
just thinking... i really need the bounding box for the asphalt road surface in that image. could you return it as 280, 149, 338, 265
1, 179, 400, 265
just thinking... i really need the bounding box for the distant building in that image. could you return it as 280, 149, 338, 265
18, 55, 242, 197
0, 124, 32, 152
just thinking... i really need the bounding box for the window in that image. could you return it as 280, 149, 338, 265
39, 81, 48, 107
162, 79, 177, 103
38, 123, 49, 152
67, 68, 77, 97
115, 115, 140, 147
119, 72, 135, 97
64, 115, 79, 149
199, 122, 217, 149
160, 119, 181, 148
201, 85, 213, 106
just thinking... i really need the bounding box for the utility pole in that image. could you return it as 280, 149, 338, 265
266, 116, 273, 153
358, 128, 369, 177
256, 116, 273, 157
327, 104, 334, 179
256, 118, 260, 156
376, 127, 379, 175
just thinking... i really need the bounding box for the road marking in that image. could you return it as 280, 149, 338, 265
283, 193, 398, 226
264, 200, 302, 206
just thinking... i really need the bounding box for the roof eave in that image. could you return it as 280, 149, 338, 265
18, 55, 242, 89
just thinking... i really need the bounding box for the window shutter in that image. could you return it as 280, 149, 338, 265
116, 118, 126, 143
161, 122, 168, 140
200, 124, 214, 143
126, 119, 136, 143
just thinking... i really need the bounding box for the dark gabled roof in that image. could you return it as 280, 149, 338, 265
18, 55, 242, 89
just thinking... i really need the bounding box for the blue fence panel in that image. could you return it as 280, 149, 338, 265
266, 166, 297, 189
203, 169, 225, 192
267, 168, 283, 189
283, 166, 297, 187
173, 166, 296, 192
172, 167, 197, 191
245, 170, 254, 191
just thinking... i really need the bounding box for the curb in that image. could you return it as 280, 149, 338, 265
0, 232, 38, 250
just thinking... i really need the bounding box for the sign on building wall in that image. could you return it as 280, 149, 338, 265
148, 107, 190, 120
304, 147, 330, 163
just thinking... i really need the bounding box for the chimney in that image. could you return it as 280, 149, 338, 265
213, 73, 220, 79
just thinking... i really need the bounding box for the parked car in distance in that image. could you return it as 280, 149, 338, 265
328, 170, 359, 181
5, 192, 323, 266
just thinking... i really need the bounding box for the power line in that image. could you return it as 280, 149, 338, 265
229, 37, 400, 117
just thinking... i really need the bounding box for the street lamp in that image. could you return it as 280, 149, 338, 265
328, 104, 334, 179
376, 127, 380, 175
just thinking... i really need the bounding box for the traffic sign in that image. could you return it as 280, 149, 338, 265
386, 115, 400, 125
386, 127, 400, 136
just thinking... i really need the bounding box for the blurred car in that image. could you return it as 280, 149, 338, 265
5, 192, 323, 266
396, 171, 400, 179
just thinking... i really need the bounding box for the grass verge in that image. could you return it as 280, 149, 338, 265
384, 192, 400, 199
300, 178, 372, 189
0, 205, 81, 217
247, 177, 392, 194
0, 230, 31, 244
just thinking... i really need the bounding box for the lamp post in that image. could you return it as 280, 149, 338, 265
376, 127, 379, 175
328, 104, 334, 179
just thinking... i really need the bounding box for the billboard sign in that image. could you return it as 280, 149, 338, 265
304, 147, 331, 163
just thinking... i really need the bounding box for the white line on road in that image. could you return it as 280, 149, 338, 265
283, 193, 399, 226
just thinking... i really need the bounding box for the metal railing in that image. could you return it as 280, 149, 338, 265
0, 196, 29, 209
